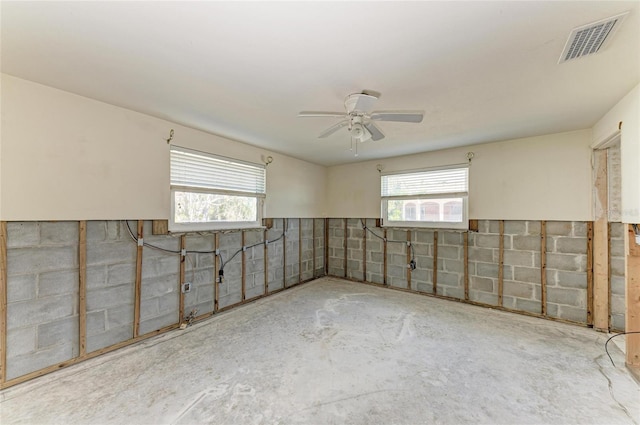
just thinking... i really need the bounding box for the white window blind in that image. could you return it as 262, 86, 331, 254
381, 167, 468, 197
170, 146, 265, 195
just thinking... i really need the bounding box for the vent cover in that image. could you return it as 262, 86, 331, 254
559, 11, 629, 63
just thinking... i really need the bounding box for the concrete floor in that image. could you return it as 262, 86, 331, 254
1, 277, 638, 425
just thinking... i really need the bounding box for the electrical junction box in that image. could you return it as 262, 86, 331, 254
181, 282, 192, 293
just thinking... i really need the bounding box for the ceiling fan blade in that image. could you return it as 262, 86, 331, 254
318, 119, 349, 138
298, 111, 345, 118
364, 122, 385, 141
353, 94, 378, 113
370, 111, 424, 123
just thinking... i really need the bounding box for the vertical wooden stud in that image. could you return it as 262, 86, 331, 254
363, 219, 367, 282
498, 220, 504, 307
407, 231, 412, 290
383, 228, 388, 286
607, 222, 612, 329
593, 149, 609, 330
587, 221, 594, 325
343, 218, 348, 278
324, 218, 329, 276
283, 218, 287, 288
625, 224, 640, 367
179, 235, 186, 323
312, 219, 316, 278
0, 222, 7, 384
241, 231, 246, 301
541, 220, 547, 316
464, 232, 469, 301
133, 220, 144, 337
214, 233, 220, 312
433, 231, 438, 294
78, 221, 87, 357
299, 218, 302, 284
263, 228, 269, 294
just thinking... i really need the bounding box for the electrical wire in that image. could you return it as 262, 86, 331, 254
360, 219, 415, 263
605, 331, 640, 367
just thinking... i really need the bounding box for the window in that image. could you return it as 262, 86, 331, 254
381, 165, 469, 229
170, 146, 266, 231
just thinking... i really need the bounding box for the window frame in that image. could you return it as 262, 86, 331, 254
380, 164, 469, 230
169, 146, 266, 232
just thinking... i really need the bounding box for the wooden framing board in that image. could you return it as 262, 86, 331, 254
587, 222, 594, 325
383, 228, 388, 286
133, 220, 144, 337
0, 222, 7, 384
264, 228, 269, 294
541, 221, 547, 316
593, 149, 609, 331
406, 231, 412, 290
179, 235, 186, 324
299, 218, 302, 284
608, 222, 612, 330
343, 218, 348, 278
433, 231, 438, 294
464, 232, 469, 301
626, 224, 640, 367
312, 219, 316, 278
363, 219, 367, 282
241, 231, 246, 301
324, 219, 329, 276
214, 233, 220, 312
283, 218, 287, 288
78, 221, 87, 357
498, 220, 504, 307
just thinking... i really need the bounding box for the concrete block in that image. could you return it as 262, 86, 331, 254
347, 259, 362, 272
611, 314, 625, 332
476, 262, 498, 279
475, 234, 499, 248
411, 268, 429, 282
7, 274, 37, 302
390, 253, 406, 267
139, 298, 159, 319
7, 222, 40, 248
106, 221, 127, 241
107, 263, 136, 286
38, 269, 78, 297
87, 284, 134, 311
412, 243, 429, 256
503, 250, 535, 267
555, 237, 587, 254
489, 221, 501, 234
87, 221, 107, 242
370, 251, 384, 263
86, 266, 107, 289
611, 275, 625, 296
443, 232, 462, 245
7, 295, 75, 329
366, 262, 382, 274
611, 295, 625, 318
367, 273, 384, 285
468, 247, 493, 263
513, 266, 541, 284
546, 253, 585, 272
86, 311, 106, 336
514, 297, 542, 314
387, 242, 405, 254
469, 290, 498, 306
87, 325, 133, 353
526, 221, 541, 235
556, 304, 587, 323
389, 276, 408, 288
37, 316, 79, 349
438, 246, 460, 260
347, 239, 361, 250
470, 276, 494, 292
106, 304, 134, 329
443, 259, 463, 273
547, 287, 585, 308
6, 342, 74, 381
8, 246, 78, 276
503, 281, 534, 299
442, 286, 464, 299
555, 271, 587, 289
610, 258, 625, 277
415, 231, 435, 244
546, 221, 572, 236
513, 235, 540, 251
40, 222, 79, 245
416, 282, 434, 294
158, 291, 179, 314
86, 241, 136, 266
572, 222, 588, 237
387, 265, 405, 278
438, 272, 461, 287
504, 221, 526, 235
6, 326, 36, 357
609, 222, 624, 238
610, 238, 625, 257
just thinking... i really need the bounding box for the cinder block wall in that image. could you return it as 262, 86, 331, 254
328, 219, 623, 329
1, 218, 325, 386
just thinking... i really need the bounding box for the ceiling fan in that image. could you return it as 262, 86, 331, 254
298, 91, 424, 155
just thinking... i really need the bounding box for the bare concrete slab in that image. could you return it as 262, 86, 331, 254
1, 277, 638, 424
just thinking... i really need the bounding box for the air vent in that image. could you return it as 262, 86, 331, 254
559, 11, 629, 63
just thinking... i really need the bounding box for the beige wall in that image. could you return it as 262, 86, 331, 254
327, 130, 593, 220
0, 74, 326, 220
593, 83, 640, 223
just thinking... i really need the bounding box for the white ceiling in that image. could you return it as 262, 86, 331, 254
2, 1, 639, 166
